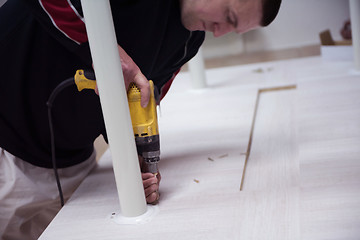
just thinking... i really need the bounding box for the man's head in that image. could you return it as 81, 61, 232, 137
179, 0, 282, 37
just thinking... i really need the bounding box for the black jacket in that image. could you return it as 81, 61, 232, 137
0, 0, 204, 168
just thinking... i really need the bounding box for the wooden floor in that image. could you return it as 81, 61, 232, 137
40, 55, 360, 239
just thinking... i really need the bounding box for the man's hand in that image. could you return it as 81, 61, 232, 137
139, 156, 161, 204
95, 45, 150, 108
117, 45, 150, 107
142, 172, 161, 204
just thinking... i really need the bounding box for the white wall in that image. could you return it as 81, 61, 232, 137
203, 0, 350, 58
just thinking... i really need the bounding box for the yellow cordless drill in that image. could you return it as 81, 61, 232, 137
74, 69, 160, 173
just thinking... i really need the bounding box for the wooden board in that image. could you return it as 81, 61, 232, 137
298, 75, 360, 239
242, 89, 298, 191
40, 57, 360, 239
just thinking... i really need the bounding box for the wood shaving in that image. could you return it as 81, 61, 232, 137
253, 68, 264, 73
193, 179, 199, 183
253, 67, 274, 73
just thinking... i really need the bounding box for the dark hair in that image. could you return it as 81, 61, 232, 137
260, 0, 282, 26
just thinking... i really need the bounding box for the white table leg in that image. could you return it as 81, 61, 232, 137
81, 0, 147, 217
350, 0, 360, 70
188, 47, 207, 89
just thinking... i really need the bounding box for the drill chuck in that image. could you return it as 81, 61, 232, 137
144, 156, 160, 174
135, 135, 160, 173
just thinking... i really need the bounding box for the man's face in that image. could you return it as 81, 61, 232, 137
179, 0, 262, 37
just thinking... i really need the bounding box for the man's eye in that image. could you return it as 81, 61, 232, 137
227, 15, 233, 25
226, 11, 237, 28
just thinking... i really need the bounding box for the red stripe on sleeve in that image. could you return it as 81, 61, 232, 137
40, 0, 87, 44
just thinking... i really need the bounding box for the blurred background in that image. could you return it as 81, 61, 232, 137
198, 0, 350, 68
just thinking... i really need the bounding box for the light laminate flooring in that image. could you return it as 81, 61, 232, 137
40, 56, 360, 239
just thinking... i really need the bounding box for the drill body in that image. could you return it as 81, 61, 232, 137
75, 70, 160, 174
127, 81, 160, 174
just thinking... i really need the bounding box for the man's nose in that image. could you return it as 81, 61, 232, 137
213, 22, 234, 37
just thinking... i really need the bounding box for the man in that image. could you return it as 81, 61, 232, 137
0, 0, 281, 239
